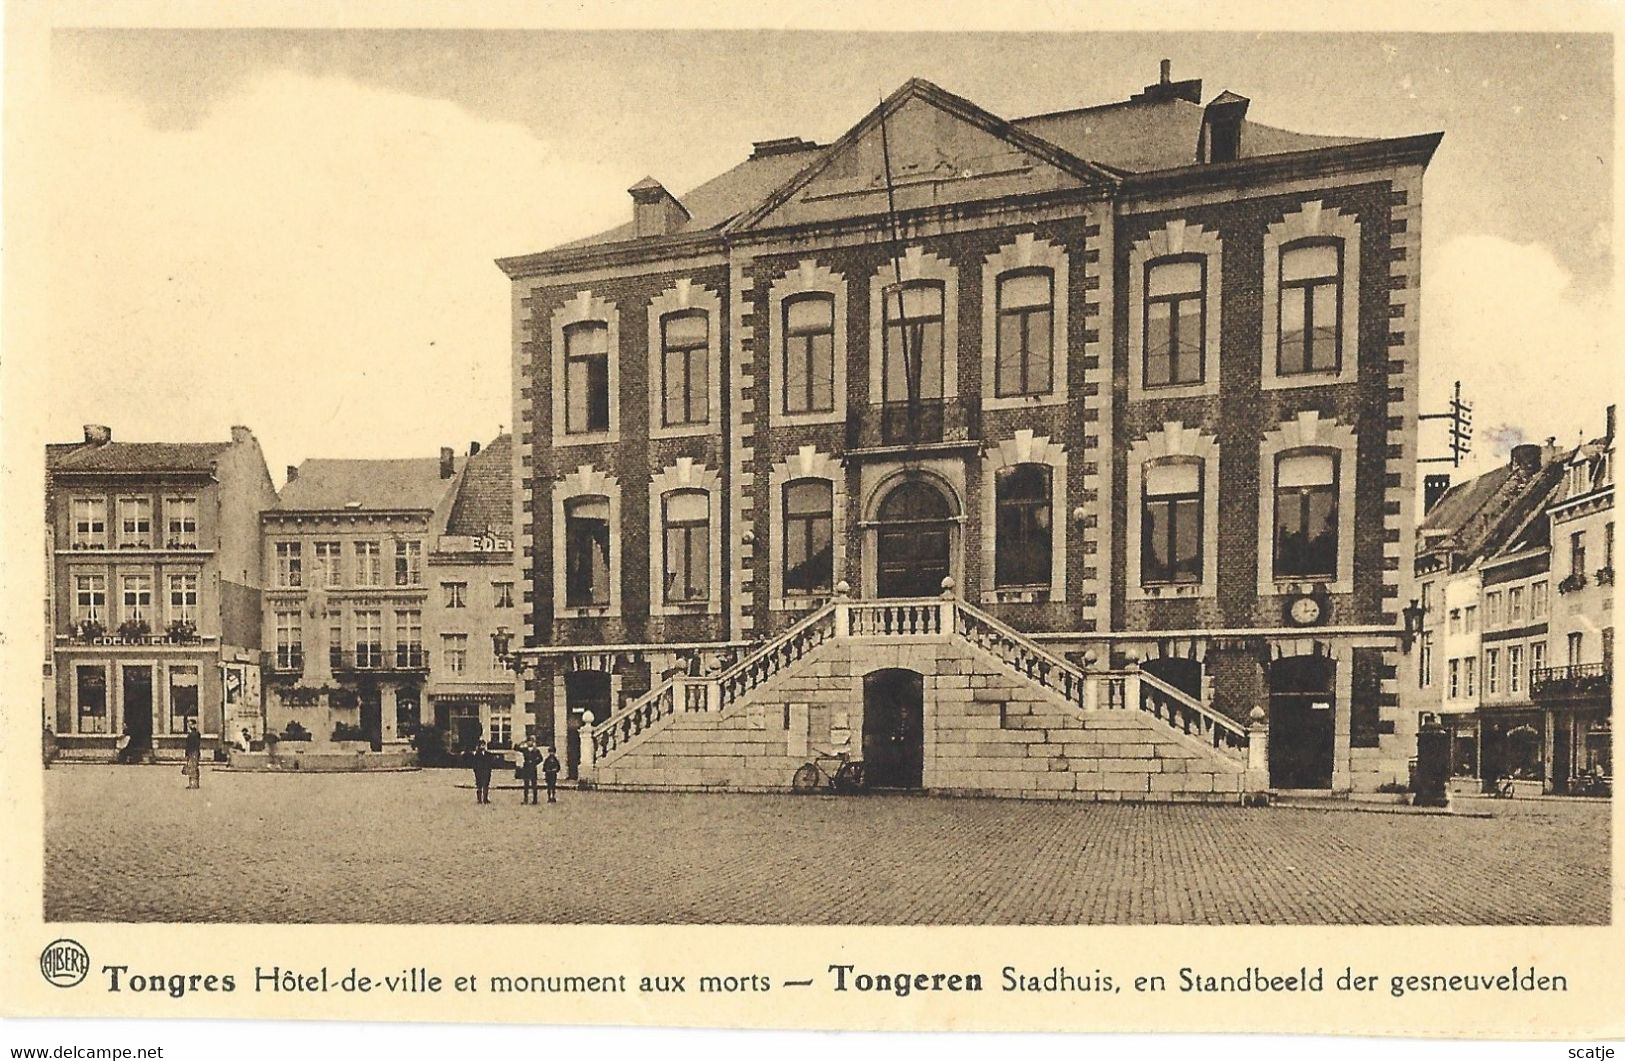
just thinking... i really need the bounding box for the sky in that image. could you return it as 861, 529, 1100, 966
43, 29, 1616, 485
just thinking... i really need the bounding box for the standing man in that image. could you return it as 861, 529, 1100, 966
542, 746, 561, 804
470, 739, 494, 805
182, 720, 202, 790
519, 739, 542, 805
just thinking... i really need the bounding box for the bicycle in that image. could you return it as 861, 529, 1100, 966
792, 749, 864, 794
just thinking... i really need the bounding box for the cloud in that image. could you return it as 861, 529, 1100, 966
48, 70, 628, 479
1422, 234, 1615, 480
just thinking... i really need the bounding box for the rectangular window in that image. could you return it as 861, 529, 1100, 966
998, 464, 1055, 588
117, 497, 153, 547
394, 610, 423, 667
1529, 640, 1545, 679
442, 581, 467, 609
662, 490, 710, 603
564, 497, 611, 608
164, 497, 199, 548
1419, 631, 1433, 689
167, 573, 199, 624
1571, 531, 1587, 579
492, 581, 514, 608
1506, 587, 1524, 624
1278, 241, 1342, 375
660, 311, 709, 427
1485, 648, 1499, 696
443, 633, 468, 675
1568, 631, 1584, 665
275, 542, 302, 588
1274, 452, 1337, 578
995, 270, 1054, 397
1449, 608, 1461, 635
1485, 592, 1501, 627
1144, 258, 1203, 387
354, 610, 383, 668
1420, 580, 1433, 615
394, 540, 422, 587
489, 706, 512, 749
314, 541, 343, 587
882, 281, 944, 404
564, 321, 610, 434
1447, 658, 1460, 700
1606, 521, 1615, 571
354, 541, 382, 587
74, 574, 107, 623
784, 480, 833, 596
1531, 580, 1548, 617
121, 575, 153, 625
329, 616, 343, 672
76, 665, 108, 734
783, 294, 835, 414
1463, 657, 1476, 698
71, 498, 107, 548
1508, 645, 1524, 694
274, 610, 302, 670
1464, 604, 1477, 632
168, 665, 200, 733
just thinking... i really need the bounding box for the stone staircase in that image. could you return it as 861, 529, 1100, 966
586, 596, 1267, 802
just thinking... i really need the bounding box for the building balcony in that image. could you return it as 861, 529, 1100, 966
264, 646, 430, 676
845, 398, 980, 453
1531, 663, 1611, 703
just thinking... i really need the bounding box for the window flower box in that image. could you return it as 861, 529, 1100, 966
1558, 573, 1588, 594
166, 619, 200, 643
117, 618, 151, 639
1596, 566, 1614, 586
71, 619, 106, 642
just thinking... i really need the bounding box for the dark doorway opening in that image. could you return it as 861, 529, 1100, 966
359, 684, 383, 751
565, 670, 612, 780
1142, 656, 1203, 700
862, 668, 925, 789
122, 665, 153, 740
1268, 654, 1335, 789
875, 479, 955, 598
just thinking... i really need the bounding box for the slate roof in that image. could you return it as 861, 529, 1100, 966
47, 441, 232, 474
445, 435, 513, 536
1420, 454, 1569, 569
557, 83, 1372, 251
1420, 466, 1516, 536
274, 458, 459, 513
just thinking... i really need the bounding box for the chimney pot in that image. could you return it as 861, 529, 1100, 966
1160, 58, 1171, 84
285, 465, 299, 483
440, 446, 455, 479
83, 424, 111, 447
1510, 443, 1542, 476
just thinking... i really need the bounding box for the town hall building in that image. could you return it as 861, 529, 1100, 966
497, 65, 1441, 797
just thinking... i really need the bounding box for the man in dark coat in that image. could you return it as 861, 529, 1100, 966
183, 721, 202, 789
470, 739, 494, 805
542, 746, 561, 803
518, 739, 542, 804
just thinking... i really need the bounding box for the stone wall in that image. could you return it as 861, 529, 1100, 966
592, 635, 1247, 801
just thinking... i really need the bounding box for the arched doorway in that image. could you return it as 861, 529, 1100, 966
874, 479, 955, 598
863, 669, 924, 789
564, 670, 611, 780
1268, 654, 1335, 789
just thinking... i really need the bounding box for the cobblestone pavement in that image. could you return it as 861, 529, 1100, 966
43, 766, 1609, 925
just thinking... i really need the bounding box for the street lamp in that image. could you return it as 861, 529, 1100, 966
1400, 598, 1425, 652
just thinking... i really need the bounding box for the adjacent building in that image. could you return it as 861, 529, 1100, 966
45, 424, 277, 758
498, 67, 1442, 796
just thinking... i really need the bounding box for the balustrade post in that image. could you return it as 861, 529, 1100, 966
1122, 667, 1142, 715
1082, 674, 1099, 712
706, 680, 720, 713
834, 579, 852, 638
579, 720, 598, 782
1244, 705, 1269, 797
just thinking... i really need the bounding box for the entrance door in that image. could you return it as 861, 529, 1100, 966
1552, 721, 1571, 795
1268, 655, 1335, 789
862, 669, 924, 789
875, 480, 954, 598
565, 671, 612, 780
122, 665, 153, 742
359, 685, 383, 751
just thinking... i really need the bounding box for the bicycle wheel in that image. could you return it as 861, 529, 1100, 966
834, 761, 864, 793
791, 763, 820, 793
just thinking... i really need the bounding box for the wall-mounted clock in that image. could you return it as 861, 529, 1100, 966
1284, 592, 1326, 627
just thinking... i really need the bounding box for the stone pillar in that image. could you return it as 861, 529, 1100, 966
380, 684, 399, 743
577, 710, 596, 783
1245, 705, 1270, 796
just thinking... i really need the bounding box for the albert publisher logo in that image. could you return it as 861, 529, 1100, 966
40, 938, 89, 987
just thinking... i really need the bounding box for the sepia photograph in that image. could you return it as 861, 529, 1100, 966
22, 22, 1615, 934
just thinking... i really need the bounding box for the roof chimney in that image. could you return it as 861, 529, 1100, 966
82, 424, 111, 447
1606, 404, 1616, 442
751, 136, 819, 159
1423, 474, 1452, 514
285, 465, 299, 483
1510, 443, 1543, 476
469, 440, 481, 457
230, 425, 253, 444
629, 177, 691, 239
1129, 60, 1203, 105
440, 446, 456, 479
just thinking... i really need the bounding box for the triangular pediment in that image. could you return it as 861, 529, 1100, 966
732, 80, 1116, 233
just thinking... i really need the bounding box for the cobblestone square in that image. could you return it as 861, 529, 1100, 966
43, 766, 1609, 924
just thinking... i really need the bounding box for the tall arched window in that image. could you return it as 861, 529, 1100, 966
659, 311, 709, 427
783, 294, 835, 414
1145, 257, 1205, 387
563, 321, 610, 434
994, 270, 1053, 398
783, 479, 834, 595
881, 281, 945, 404
1275, 452, 1338, 577
1142, 459, 1203, 584
1278, 240, 1343, 375
994, 463, 1052, 588
661, 489, 710, 604
563, 495, 611, 607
